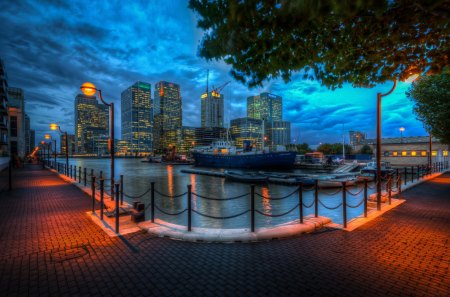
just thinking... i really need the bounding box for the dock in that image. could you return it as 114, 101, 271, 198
181, 168, 226, 177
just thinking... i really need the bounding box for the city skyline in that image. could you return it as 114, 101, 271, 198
0, 1, 429, 147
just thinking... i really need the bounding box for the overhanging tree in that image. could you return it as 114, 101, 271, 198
407, 72, 450, 144
189, 0, 449, 89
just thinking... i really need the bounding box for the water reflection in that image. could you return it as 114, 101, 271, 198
61, 158, 375, 228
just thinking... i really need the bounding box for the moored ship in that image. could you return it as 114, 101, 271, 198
192, 140, 297, 169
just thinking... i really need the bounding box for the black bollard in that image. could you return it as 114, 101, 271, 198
151, 182, 155, 223
91, 176, 96, 214
115, 183, 120, 234
342, 182, 347, 228
84, 168, 87, 186
363, 179, 368, 217
251, 184, 255, 232
187, 185, 192, 232
314, 180, 319, 217
298, 183, 303, 224
74, 166, 77, 180
100, 179, 104, 220
120, 175, 124, 205
404, 167, 407, 185
79, 167, 81, 183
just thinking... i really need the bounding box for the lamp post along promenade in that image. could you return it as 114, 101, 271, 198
50, 123, 69, 176
80, 82, 115, 198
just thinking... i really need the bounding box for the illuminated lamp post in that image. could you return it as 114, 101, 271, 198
40, 140, 47, 167
50, 123, 69, 176
399, 127, 405, 144
44, 134, 56, 168
375, 73, 419, 210
80, 82, 115, 197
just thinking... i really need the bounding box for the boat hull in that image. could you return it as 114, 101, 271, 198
192, 152, 297, 169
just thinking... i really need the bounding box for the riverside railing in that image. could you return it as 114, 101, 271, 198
44, 159, 449, 233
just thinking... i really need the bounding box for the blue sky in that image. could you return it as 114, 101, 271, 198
0, 0, 427, 146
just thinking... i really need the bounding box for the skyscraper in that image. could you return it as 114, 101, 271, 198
7, 87, 26, 158
121, 82, 153, 155
153, 81, 182, 152
349, 131, 366, 147
74, 94, 109, 154
201, 91, 224, 128
247, 92, 282, 122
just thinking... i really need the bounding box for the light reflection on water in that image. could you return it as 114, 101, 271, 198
62, 158, 377, 228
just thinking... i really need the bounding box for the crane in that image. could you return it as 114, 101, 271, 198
211, 81, 231, 97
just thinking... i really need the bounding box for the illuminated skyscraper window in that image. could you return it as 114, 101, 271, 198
247, 92, 282, 122
201, 91, 224, 128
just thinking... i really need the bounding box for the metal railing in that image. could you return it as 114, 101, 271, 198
43, 159, 449, 234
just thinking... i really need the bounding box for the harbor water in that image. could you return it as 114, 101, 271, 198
61, 158, 377, 228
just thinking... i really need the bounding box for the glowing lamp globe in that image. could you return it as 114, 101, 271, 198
50, 123, 58, 131
80, 82, 97, 96
44, 134, 51, 139
41, 141, 45, 145
400, 127, 405, 132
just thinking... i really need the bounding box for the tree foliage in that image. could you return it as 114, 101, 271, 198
359, 145, 373, 155
407, 73, 450, 144
317, 143, 353, 155
189, 0, 449, 89
296, 143, 312, 155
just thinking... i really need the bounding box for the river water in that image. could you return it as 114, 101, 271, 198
60, 158, 377, 228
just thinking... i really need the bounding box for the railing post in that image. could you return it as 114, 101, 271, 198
314, 179, 319, 217
120, 175, 124, 205
100, 179, 104, 220
151, 182, 155, 223
100, 170, 103, 180
91, 176, 96, 214
398, 174, 402, 195
298, 183, 303, 224
342, 181, 347, 228
74, 166, 77, 180
84, 168, 87, 186
411, 166, 414, 182
395, 169, 399, 189
8, 159, 12, 191
187, 185, 192, 232
70, 165, 72, 179
417, 165, 420, 180
363, 179, 368, 217
79, 167, 81, 183
388, 173, 392, 205
90, 169, 94, 183
251, 184, 255, 232
115, 183, 120, 234
404, 167, 407, 185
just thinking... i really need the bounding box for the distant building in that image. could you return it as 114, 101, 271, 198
230, 117, 263, 149
177, 126, 196, 153
153, 81, 182, 152
247, 92, 282, 122
354, 136, 449, 166
24, 114, 31, 155
121, 82, 153, 155
116, 140, 131, 156
7, 87, 26, 158
265, 121, 291, 148
74, 94, 109, 154
201, 90, 224, 128
29, 129, 35, 153
0, 59, 9, 157
194, 127, 227, 147
60, 133, 75, 156
349, 130, 366, 147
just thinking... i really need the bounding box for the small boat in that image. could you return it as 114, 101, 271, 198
224, 170, 268, 183
361, 161, 394, 178
141, 156, 162, 163
356, 173, 375, 183
318, 177, 356, 188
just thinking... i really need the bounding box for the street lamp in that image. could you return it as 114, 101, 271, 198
399, 127, 405, 144
50, 123, 69, 176
40, 140, 48, 167
80, 82, 115, 197
45, 134, 57, 168
375, 73, 419, 210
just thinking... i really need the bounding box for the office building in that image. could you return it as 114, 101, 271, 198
194, 127, 227, 147
247, 92, 282, 122
354, 136, 449, 166
29, 130, 35, 153
201, 90, 224, 128
7, 87, 26, 158
121, 82, 153, 155
74, 94, 109, 154
153, 81, 182, 152
230, 117, 263, 149
0, 59, 9, 157
177, 126, 196, 153
60, 133, 75, 156
265, 121, 291, 148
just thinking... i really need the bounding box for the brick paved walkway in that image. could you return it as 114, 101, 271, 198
0, 165, 449, 296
